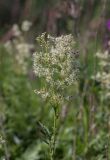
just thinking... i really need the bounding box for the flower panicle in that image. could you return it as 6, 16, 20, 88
33, 33, 80, 103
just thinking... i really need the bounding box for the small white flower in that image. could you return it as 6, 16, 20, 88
0, 136, 5, 144
12, 24, 21, 37
21, 20, 32, 32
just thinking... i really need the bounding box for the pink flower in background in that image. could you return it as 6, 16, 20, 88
107, 19, 110, 31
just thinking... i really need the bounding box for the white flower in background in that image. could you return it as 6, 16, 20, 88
13, 41, 34, 73
4, 22, 34, 74
33, 33, 80, 103
4, 41, 13, 54
93, 50, 110, 100
12, 24, 21, 37
21, 20, 32, 32
0, 135, 5, 144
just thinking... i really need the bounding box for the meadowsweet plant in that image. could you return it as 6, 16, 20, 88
33, 33, 80, 159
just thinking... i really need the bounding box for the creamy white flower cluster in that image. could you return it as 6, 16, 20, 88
4, 21, 33, 74
93, 51, 110, 99
33, 33, 80, 103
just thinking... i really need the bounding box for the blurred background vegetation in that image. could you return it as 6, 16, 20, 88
0, 0, 110, 159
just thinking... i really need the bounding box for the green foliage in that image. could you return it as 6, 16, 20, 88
0, 44, 41, 158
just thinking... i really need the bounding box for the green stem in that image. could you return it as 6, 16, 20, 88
53, 109, 57, 156
49, 108, 58, 160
